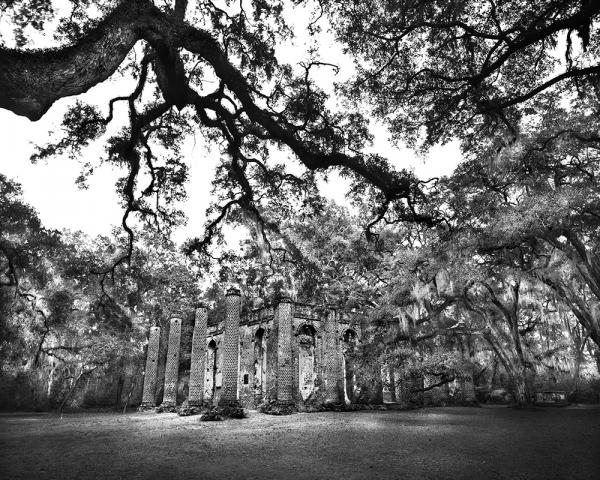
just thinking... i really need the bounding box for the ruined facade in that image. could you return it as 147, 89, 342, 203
140, 288, 362, 410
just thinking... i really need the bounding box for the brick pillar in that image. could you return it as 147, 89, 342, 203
276, 299, 294, 404
324, 308, 341, 403
188, 306, 208, 406
161, 318, 182, 407
141, 325, 160, 407
220, 288, 241, 406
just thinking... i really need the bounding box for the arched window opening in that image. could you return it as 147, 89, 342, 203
298, 325, 316, 401
206, 340, 218, 404
253, 328, 267, 400
343, 329, 357, 403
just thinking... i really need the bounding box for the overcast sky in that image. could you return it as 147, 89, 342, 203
0, 2, 463, 245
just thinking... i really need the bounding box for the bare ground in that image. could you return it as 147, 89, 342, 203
1, 406, 599, 480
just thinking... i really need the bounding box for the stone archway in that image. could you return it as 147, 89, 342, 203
297, 324, 316, 401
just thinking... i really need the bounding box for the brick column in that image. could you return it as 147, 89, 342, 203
140, 325, 160, 407
188, 306, 208, 406
161, 318, 182, 407
276, 299, 294, 404
220, 288, 241, 406
324, 308, 341, 403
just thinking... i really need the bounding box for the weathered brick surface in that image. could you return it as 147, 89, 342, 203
141, 326, 160, 406
315, 331, 324, 402
220, 289, 241, 405
188, 307, 207, 405
177, 316, 194, 404
266, 312, 278, 402
296, 323, 316, 402
238, 324, 255, 408
204, 332, 222, 405
161, 318, 182, 406
141, 300, 368, 409
324, 309, 343, 403
276, 300, 294, 403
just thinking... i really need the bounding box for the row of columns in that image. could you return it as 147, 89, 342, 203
141, 290, 300, 408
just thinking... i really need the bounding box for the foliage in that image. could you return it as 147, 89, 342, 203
322, 0, 599, 150
1, 1, 600, 408
0, 176, 202, 410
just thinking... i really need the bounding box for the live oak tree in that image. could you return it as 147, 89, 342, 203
0, 0, 427, 264
321, 0, 600, 149
2, 0, 600, 405
1, 1, 599, 257
0, 174, 63, 397
0, 176, 202, 409
443, 94, 600, 351
0, 174, 60, 291
313, 0, 600, 245
202, 200, 388, 308
429, 96, 600, 399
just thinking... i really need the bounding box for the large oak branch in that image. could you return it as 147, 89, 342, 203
0, 0, 414, 201
0, 1, 152, 120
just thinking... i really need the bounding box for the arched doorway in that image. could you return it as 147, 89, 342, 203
343, 329, 357, 403
206, 339, 218, 405
253, 328, 267, 402
298, 325, 316, 401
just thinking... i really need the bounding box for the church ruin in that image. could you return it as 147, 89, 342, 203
140, 288, 363, 410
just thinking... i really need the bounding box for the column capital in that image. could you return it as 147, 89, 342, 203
226, 287, 241, 297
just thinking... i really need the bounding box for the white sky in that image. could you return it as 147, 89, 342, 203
0, 2, 463, 244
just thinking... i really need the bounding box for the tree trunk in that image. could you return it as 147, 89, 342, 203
123, 378, 137, 414
512, 367, 532, 406
571, 356, 581, 401
115, 371, 125, 410
389, 367, 397, 402
59, 370, 85, 415
482, 331, 533, 405
588, 342, 600, 376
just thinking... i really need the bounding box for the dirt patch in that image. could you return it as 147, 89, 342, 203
1, 406, 599, 479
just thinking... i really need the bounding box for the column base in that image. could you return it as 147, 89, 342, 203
137, 402, 156, 412
200, 402, 246, 420
259, 399, 297, 415
157, 401, 177, 413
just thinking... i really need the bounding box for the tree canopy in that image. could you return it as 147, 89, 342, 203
1, 0, 598, 253
1, 0, 600, 407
